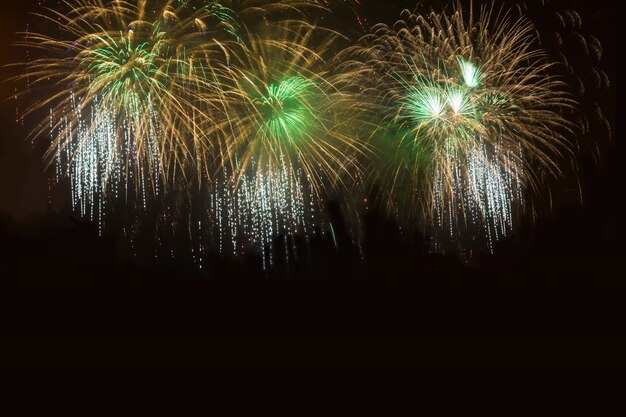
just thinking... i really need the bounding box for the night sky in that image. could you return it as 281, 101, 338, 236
0, 0, 619, 377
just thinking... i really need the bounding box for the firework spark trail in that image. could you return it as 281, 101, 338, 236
207, 160, 322, 269
333, 3, 575, 255
51, 92, 163, 232
433, 141, 523, 252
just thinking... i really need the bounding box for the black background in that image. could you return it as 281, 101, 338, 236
0, 0, 619, 377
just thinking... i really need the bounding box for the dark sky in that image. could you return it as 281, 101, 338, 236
0, 1, 619, 376
0, 1, 50, 220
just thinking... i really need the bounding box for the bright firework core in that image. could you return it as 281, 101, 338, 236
253, 76, 316, 144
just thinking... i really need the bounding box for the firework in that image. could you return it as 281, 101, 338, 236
196, 24, 361, 265
15, 0, 244, 225
334, 3, 575, 253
